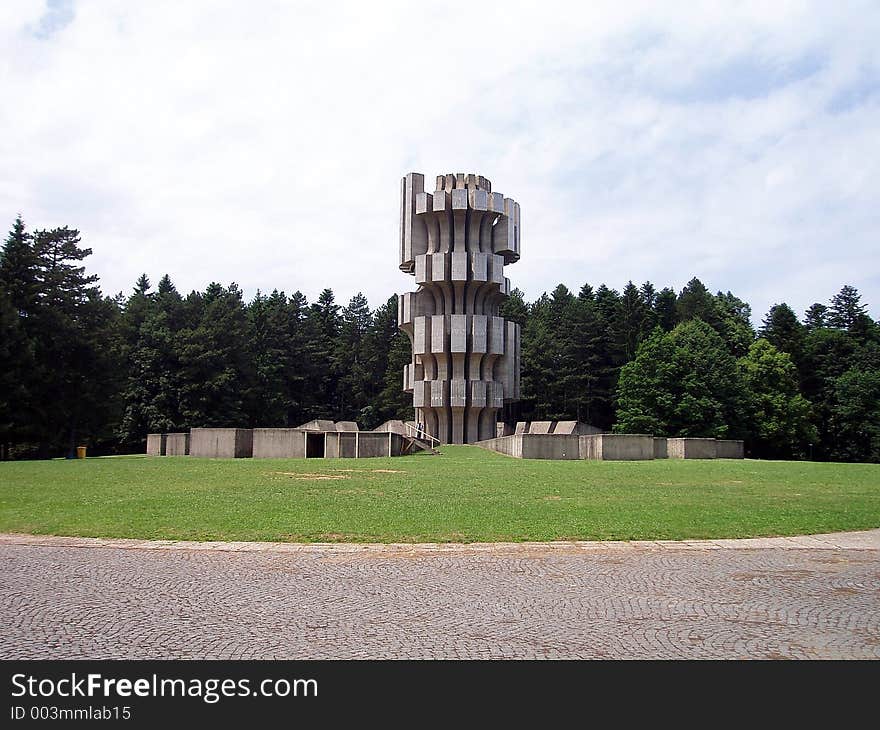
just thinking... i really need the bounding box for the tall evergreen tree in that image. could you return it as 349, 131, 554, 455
800, 327, 856, 460
368, 295, 412, 427
177, 283, 254, 427
676, 277, 716, 323
305, 288, 341, 420
0, 216, 40, 314
20, 225, 121, 456
759, 303, 806, 371
335, 292, 373, 421
499, 287, 528, 326
803, 303, 828, 330
247, 289, 295, 427
654, 287, 678, 331
828, 285, 868, 330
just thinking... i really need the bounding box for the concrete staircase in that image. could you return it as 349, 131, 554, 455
401, 436, 441, 456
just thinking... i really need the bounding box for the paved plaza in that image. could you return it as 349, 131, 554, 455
1, 531, 878, 659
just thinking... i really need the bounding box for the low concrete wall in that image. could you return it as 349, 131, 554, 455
339, 432, 358, 457
520, 434, 580, 460
165, 432, 190, 456
190, 428, 253, 458
579, 435, 600, 460
600, 434, 654, 460
324, 432, 340, 458
390, 433, 406, 456
667, 438, 717, 459
355, 432, 392, 458
476, 435, 523, 458
252, 429, 306, 458
579, 434, 653, 460
653, 437, 668, 459
716, 439, 744, 459
324, 432, 394, 458
478, 432, 727, 461
146, 433, 166, 456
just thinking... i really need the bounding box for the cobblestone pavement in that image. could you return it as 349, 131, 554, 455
1, 531, 878, 659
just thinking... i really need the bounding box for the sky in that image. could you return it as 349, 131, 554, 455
1, 0, 878, 323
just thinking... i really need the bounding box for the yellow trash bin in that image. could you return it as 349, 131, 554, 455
76, 446, 87, 459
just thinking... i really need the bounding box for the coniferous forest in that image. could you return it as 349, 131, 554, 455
1, 217, 878, 462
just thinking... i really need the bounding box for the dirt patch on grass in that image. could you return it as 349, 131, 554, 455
542, 495, 563, 501
331, 469, 405, 474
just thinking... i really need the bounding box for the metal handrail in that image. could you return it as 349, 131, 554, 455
404, 423, 440, 449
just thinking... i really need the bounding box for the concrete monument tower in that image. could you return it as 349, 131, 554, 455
398, 173, 521, 444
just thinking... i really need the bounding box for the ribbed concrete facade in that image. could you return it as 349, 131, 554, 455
398, 172, 521, 444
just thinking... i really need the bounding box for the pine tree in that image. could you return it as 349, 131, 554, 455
177, 283, 254, 427
285, 290, 314, 424
499, 287, 528, 325
0, 216, 40, 315
304, 288, 340, 420
676, 277, 716, 323
24, 226, 121, 456
335, 293, 373, 421
0, 218, 39, 455
117, 274, 186, 446
0, 289, 34, 456
654, 287, 678, 331
803, 303, 828, 330
760, 303, 806, 371
618, 281, 652, 361
247, 289, 294, 427
566, 293, 608, 426
368, 295, 413, 427
828, 285, 867, 330
801, 327, 856, 459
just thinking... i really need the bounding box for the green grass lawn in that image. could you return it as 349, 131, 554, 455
1, 446, 878, 542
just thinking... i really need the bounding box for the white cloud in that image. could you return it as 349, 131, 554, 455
1, 0, 878, 321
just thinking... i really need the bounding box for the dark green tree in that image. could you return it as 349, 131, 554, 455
654, 287, 678, 331
676, 277, 716, 323
499, 287, 528, 326
0, 216, 40, 314
828, 285, 868, 330
335, 292, 373, 421
759, 303, 806, 371
368, 295, 413, 427
614, 320, 748, 438
18, 225, 122, 456
829, 367, 880, 463
738, 339, 816, 459
177, 283, 254, 427
800, 327, 856, 460
247, 289, 295, 427
803, 303, 828, 330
